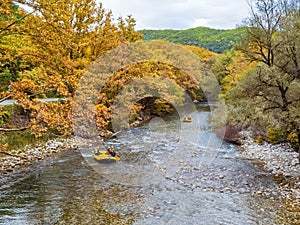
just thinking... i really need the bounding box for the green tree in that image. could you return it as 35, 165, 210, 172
228, 0, 300, 158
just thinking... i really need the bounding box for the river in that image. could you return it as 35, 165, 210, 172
0, 104, 299, 224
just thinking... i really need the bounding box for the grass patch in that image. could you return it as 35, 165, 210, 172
0, 129, 53, 152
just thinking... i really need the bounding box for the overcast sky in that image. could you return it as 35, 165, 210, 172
102, 0, 251, 30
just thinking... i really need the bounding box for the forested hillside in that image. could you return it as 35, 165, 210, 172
139, 27, 246, 53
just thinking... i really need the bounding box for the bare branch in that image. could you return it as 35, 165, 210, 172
0, 9, 37, 34
0, 127, 28, 131
0, 95, 11, 103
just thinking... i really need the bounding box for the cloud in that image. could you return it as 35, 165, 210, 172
101, 0, 250, 30
191, 18, 210, 28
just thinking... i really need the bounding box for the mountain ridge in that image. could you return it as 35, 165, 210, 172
138, 26, 246, 53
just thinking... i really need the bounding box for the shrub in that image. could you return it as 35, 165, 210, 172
287, 131, 298, 147
253, 135, 264, 144
266, 127, 287, 144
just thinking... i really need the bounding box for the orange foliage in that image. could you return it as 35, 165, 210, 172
3, 0, 142, 136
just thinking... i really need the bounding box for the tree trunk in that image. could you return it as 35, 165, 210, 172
297, 128, 300, 163
279, 86, 289, 112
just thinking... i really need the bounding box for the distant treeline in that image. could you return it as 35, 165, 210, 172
138, 27, 247, 54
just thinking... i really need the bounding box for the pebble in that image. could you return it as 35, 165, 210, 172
239, 130, 300, 197
291, 159, 299, 166
240, 131, 300, 177
0, 137, 79, 175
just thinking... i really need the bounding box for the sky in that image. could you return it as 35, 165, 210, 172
101, 0, 251, 30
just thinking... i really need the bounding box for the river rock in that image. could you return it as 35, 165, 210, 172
291, 159, 299, 166
239, 130, 300, 198
0, 137, 78, 176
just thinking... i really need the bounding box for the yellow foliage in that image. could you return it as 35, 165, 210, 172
183, 45, 218, 62
1, 0, 143, 137
266, 127, 287, 144
287, 131, 298, 145
218, 50, 257, 98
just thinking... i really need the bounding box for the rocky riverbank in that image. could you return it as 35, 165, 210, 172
0, 113, 153, 176
238, 131, 300, 197
0, 137, 79, 175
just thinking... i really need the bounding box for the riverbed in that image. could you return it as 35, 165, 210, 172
0, 105, 299, 224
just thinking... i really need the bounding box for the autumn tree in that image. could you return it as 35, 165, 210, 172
2, 0, 142, 136
183, 45, 218, 63
226, 0, 300, 157
95, 61, 199, 133
0, 1, 35, 96
72, 40, 208, 138
0, 1, 33, 36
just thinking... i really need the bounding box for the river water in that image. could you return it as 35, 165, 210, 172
0, 104, 299, 224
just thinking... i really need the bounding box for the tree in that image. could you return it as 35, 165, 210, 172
211, 50, 257, 99
3, 0, 142, 136
0, 1, 36, 96
72, 40, 211, 138
230, 0, 300, 158
0, 1, 32, 36
95, 61, 199, 132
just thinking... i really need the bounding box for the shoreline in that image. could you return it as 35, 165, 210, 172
238, 130, 300, 198
0, 114, 152, 176
1, 129, 300, 199
0, 137, 78, 176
